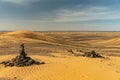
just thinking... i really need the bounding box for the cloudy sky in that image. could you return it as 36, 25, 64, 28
0, 0, 120, 31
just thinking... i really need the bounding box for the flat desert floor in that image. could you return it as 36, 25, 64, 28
0, 31, 120, 80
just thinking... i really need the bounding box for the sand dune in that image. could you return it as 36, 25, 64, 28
1, 31, 120, 55
0, 30, 77, 47
0, 30, 55, 42
0, 55, 120, 80
0, 31, 90, 55
96, 38, 120, 45
0, 31, 120, 80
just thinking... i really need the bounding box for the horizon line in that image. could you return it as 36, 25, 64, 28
0, 30, 120, 32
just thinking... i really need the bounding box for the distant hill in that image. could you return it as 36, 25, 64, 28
1, 31, 120, 55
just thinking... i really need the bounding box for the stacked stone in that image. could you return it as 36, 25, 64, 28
0, 44, 44, 67
83, 50, 104, 58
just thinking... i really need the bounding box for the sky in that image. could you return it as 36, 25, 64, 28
0, 0, 120, 31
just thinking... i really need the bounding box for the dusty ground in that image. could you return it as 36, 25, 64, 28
0, 30, 120, 80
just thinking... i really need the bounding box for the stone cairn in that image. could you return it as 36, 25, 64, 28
68, 49, 104, 58
0, 44, 45, 67
83, 50, 104, 58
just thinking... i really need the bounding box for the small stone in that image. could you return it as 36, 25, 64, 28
40, 62, 45, 64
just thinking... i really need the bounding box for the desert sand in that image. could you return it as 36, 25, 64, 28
0, 55, 120, 80
0, 31, 120, 80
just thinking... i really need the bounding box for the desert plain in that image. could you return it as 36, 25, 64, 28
0, 30, 120, 80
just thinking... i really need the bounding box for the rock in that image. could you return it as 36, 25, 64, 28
28, 59, 34, 64
40, 61, 45, 64
68, 49, 74, 54
0, 44, 45, 67
83, 50, 104, 58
